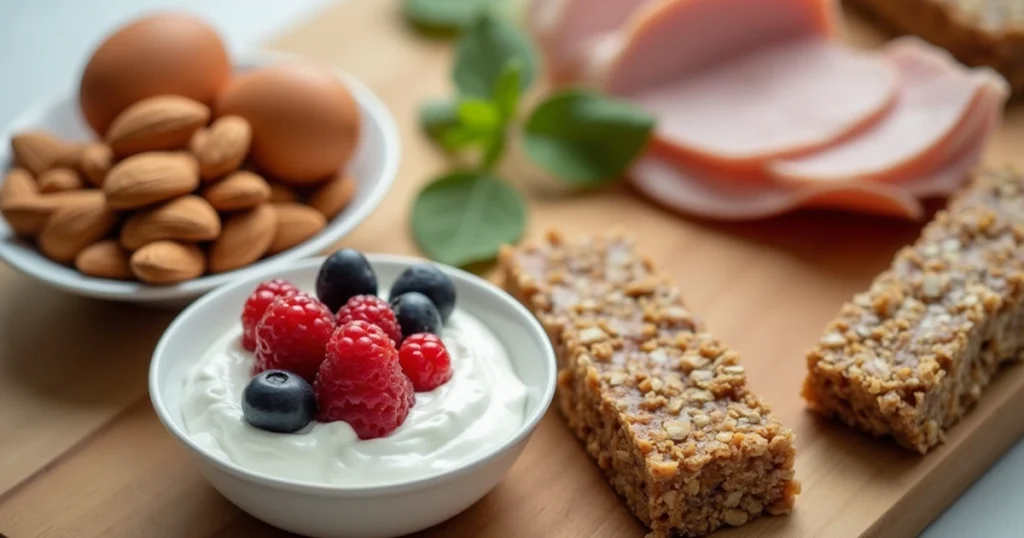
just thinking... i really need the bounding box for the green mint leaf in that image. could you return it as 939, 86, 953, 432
457, 98, 503, 133
453, 12, 538, 98
412, 171, 527, 267
420, 99, 460, 144
481, 131, 506, 170
401, 0, 497, 31
420, 98, 497, 152
492, 59, 522, 121
437, 124, 492, 152
523, 89, 654, 185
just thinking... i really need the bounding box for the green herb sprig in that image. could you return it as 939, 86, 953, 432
404, 4, 654, 267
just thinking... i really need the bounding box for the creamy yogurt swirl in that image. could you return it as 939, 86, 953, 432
180, 310, 528, 487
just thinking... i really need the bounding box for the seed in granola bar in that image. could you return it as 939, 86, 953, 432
725, 509, 750, 526
578, 326, 608, 345
820, 332, 846, 348
920, 273, 944, 299
688, 389, 714, 402
689, 369, 714, 382
664, 419, 692, 440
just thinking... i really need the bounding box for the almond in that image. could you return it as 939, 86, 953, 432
209, 204, 277, 273
106, 96, 210, 156
79, 143, 114, 187
130, 240, 206, 284
2, 189, 102, 237
188, 128, 208, 152
1, 168, 38, 204
201, 171, 271, 211
193, 116, 252, 180
38, 168, 84, 193
38, 194, 117, 263
11, 131, 80, 175
104, 152, 200, 209
268, 182, 298, 203
75, 240, 133, 280
268, 203, 327, 255
120, 195, 221, 250
309, 173, 356, 219
1, 168, 40, 236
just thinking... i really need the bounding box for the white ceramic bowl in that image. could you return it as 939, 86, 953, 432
0, 51, 399, 307
149, 255, 557, 538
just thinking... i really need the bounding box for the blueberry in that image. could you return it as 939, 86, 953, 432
241, 370, 317, 433
390, 292, 441, 341
316, 248, 377, 312
389, 263, 457, 323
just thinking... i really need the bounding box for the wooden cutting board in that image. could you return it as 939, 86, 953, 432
2, 1, 1024, 537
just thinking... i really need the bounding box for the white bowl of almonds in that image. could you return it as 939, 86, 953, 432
0, 15, 399, 307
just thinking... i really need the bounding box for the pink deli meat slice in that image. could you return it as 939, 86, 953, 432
601, 0, 841, 94
628, 155, 925, 221
900, 79, 1002, 198
627, 91, 998, 222
526, 0, 652, 84
769, 37, 1009, 185
611, 37, 899, 165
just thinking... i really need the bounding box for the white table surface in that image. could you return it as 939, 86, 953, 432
0, 1, 1021, 536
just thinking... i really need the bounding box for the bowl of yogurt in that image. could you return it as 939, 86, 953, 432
149, 253, 557, 538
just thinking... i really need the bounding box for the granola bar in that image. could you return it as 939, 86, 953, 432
803, 166, 1024, 453
849, 0, 1024, 91
500, 232, 798, 538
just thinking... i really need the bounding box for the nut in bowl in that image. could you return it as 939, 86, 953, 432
0, 14, 398, 306
149, 252, 556, 538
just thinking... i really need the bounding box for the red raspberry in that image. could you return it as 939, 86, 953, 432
335, 295, 402, 344
254, 293, 335, 383
315, 321, 415, 439
241, 279, 299, 351
398, 333, 453, 392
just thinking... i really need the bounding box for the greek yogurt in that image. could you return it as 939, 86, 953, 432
180, 309, 528, 487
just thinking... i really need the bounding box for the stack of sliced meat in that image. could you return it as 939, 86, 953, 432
527, 0, 1009, 220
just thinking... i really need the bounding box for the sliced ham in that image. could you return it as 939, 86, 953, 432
610, 37, 899, 165
598, 0, 894, 165
628, 155, 924, 221
526, 0, 652, 84
899, 83, 1001, 198
625, 53, 1001, 222
602, 0, 841, 94
530, 0, 840, 87
769, 38, 1009, 185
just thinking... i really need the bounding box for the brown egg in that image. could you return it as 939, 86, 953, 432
78, 13, 231, 136
216, 63, 361, 185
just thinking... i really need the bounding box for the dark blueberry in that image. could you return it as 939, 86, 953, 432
241, 370, 317, 433
390, 292, 441, 342
316, 248, 377, 312
388, 263, 457, 323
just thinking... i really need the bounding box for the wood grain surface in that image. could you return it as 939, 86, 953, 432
2, 1, 1024, 537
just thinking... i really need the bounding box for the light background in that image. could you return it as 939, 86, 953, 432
0, 0, 1021, 535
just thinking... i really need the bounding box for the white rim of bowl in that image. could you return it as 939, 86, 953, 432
149, 254, 558, 496
0, 50, 400, 302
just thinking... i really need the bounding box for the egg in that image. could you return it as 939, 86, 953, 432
215, 63, 361, 184
78, 13, 231, 136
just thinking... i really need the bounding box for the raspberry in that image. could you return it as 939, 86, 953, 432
254, 293, 335, 383
398, 333, 453, 392
315, 321, 414, 439
336, 295, 402, 344
241, 279, 299, 351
